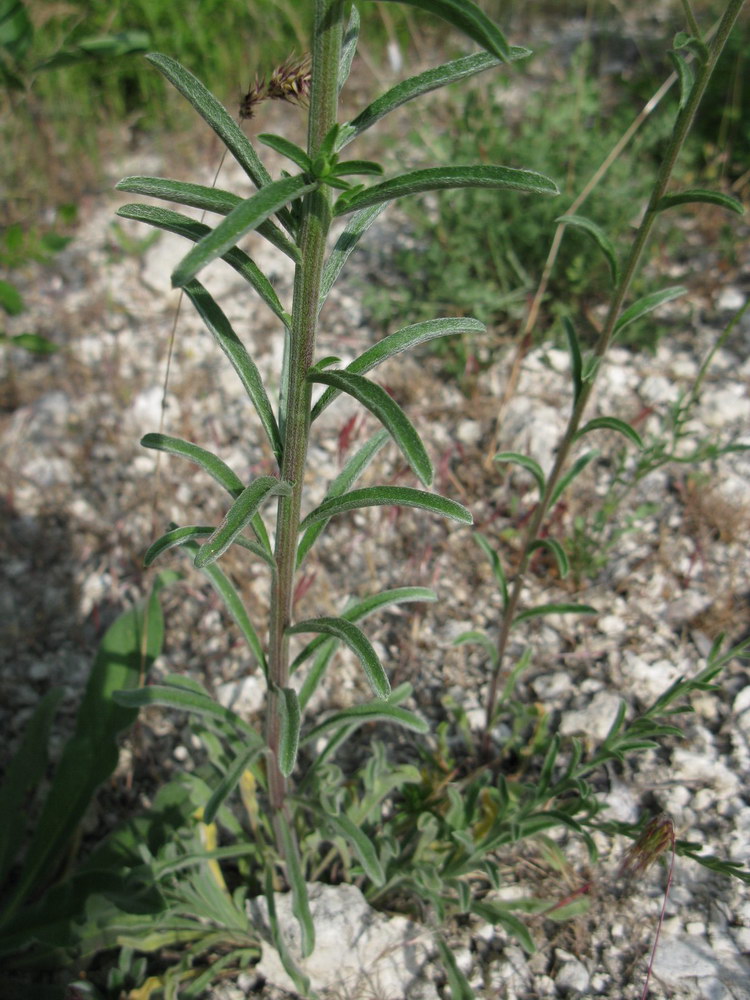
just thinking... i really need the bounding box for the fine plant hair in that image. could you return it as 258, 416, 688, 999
82, 0, 750, 996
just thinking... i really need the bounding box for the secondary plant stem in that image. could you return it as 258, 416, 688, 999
483, 0, 747, 742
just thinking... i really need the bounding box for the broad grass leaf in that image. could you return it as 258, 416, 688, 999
116, 204, 290, 322
194, 477, 291, 568
183, 280, 283, 462
555, 213, 619, 284
369, 0, 511, 62
300, 486, 472, 528
342, 50, 529, 146
614, 286, 687, 337
288, 616, 390, 699
334, 165, 558, 215
310, 370, 433, 485
172, 175, 316, 287
311, 318, 484, 420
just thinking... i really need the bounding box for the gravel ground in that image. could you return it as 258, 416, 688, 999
2, 26, 750, 1000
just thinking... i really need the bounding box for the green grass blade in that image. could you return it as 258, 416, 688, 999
172, 175, 316, 287
311, 318, 485, 420
310, 370, 433, 486
116, 204, 290, 322
296, 430, 389, 567
614, 286, 687, 337
300, 486, 473, 529
435, 935, 475, 999
194, 477, 292, 568
288, 616, 390, 699
182, 280, 284, 463
334, 165, 558, 215
369, 0, 511, 61
342, 49, 529, 146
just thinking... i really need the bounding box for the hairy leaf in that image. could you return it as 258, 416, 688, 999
301, 486, 472, 529
287, 617, 390, 699
556, 213, 619, 284
194, 477, 291, 568
369, 0, 511, 62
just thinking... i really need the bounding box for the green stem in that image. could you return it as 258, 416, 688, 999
483, 0, 747, 743
266, 0, 345, 812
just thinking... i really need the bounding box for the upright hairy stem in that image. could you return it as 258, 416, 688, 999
266, 0, 345, 812
483, 0, 747, 742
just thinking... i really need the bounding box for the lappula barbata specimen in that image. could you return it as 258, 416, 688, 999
110, 0, 750, 991
112, 0, 557, 968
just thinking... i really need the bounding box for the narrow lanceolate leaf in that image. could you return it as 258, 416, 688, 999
369, 0, 511, 62
668, 48, 694, 110
276, 813, 315, 958
302, 700, 429, 744
116, 180, 299, 262
335, 165, 558, 215
257, 133, 312, 171
528, 538, 570, 578
141, 433, 243, 496
116, 204, 289, 323
290, 586, 437, 676
495, 452, 545, 499
310, 370, 432, 486
300, 486, 473, 529
614, 286, 687, 337
338, 5, 360, 92
474, 532, 508, 606
144, 525, 274, 571
296, 430, 389, 567
325, 811, 385, 886
320, 204, 387, 306
204, 744, 263, 825
341, 50, 529, 147
287, 617, 390, 699
146, 53, 270, 184
179, 540, 268, 673
556, 213, 619, 284
311, 318, 485, 420
194, 477, 292, 568
172, 175, 317, 287
563, 316, 584, 405
452, 629, 498, 663
276, 686, 301, 777
576, 417, 643, 449
656, 189, 745, 216
512, 602, 597, 625
112, 684, 261, 741
436, 936, 475, 1000
182, 280, 283, 462
549, 451, 598, 507
116, 175, 242, 215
